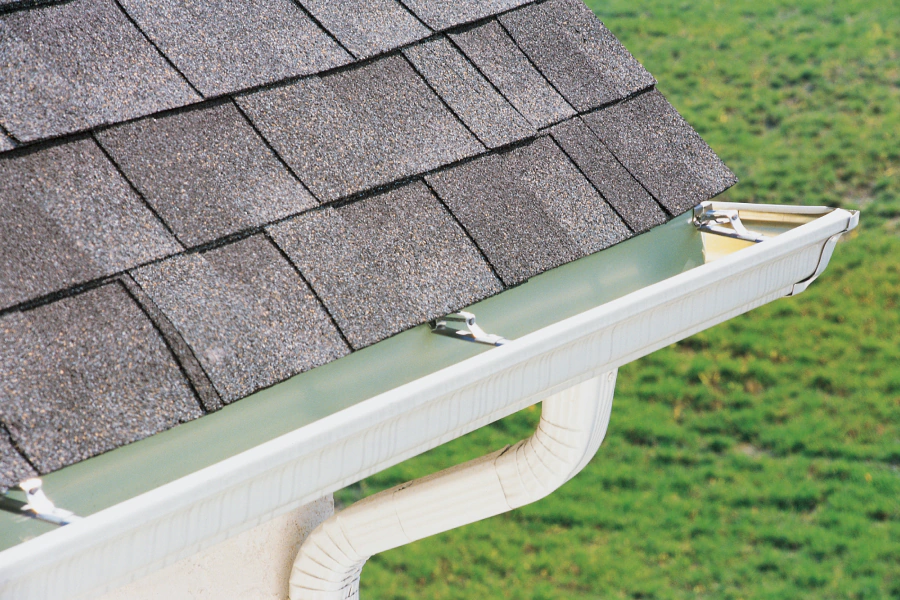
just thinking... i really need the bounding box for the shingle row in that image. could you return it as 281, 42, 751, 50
0, 0, 739, 487
0, 0, 653, 150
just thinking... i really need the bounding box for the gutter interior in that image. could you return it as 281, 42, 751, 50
0, 213, 705, 550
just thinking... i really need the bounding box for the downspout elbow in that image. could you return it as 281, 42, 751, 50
290, 371, 617, 600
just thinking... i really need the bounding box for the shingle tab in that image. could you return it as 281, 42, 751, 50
237, 56, 483, 201
551, 117, 667, 232
451, 21, 574, 129
500, 0, 656, 112
0, 138, 182, 310
0, 0, 200, 143
0, 426, 35, 493
298, 0, 429, 59
583, 89, 738, 215
116, 0, 351, 97
401, 0, 531, 30
96, 101, 316, 247
0, 284, 202, 473
131, 236, 349, 403
403, 37, 531, 149
269, 182, 502, 349
426, 136, 630, 285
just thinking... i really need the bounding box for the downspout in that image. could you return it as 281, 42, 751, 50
289, 370, 618, 599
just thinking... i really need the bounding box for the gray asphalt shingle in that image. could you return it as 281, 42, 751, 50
0, 0, 740, 477
298, 0, 429, 59
0, 284, 202, 473
403, 37, 532, 149
401, 0, 531, 30
0, 427, 35, 493
450, 20, 575, 129
427, 136, 630, 285
116, 0, 352, 97
0, 0, 199, 143
96, 101, 317, 247
551, 117, 667, 232
131, 235, 349, 404
500, 0, 656, 112
269, 182, 502, 349
0, 130, 14, 152
0, 138, 182, 310
584, 89, 738, 215
237, 55, 483, 201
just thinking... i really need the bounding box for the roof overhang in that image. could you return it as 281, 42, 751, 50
0, 204, 858, 599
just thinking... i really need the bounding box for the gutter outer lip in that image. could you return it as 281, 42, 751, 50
0, 205, 858, 600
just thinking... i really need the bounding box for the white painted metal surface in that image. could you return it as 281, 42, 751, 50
290, 373, 617, 599
0, 206, 858, 600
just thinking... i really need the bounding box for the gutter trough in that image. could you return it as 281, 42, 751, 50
0, 203, 858, 599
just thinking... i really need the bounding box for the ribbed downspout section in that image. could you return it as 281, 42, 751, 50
289, 371, 617, 600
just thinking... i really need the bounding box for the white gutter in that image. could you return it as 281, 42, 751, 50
290, 372, 617, 599
0, 204, 858, 600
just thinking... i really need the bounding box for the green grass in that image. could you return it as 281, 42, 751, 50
335, 1, 900, 597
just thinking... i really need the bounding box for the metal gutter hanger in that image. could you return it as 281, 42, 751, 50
693, 203, 769, 243
430, 311, 508, 346
19, 479, 81, 526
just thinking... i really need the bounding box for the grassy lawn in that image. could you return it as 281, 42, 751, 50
336, 1, 900, 597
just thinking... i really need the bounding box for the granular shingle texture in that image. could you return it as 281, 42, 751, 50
96, 101, 316, 247
116, 0, 351, 97
451, 21, 575, 129
269, 182, 502, 349
298, 0, 429, 59
0, 138, 182, 310
0, 0, 739, 479
403, 37, 532, 148
402, 0, 531, 30
427, 136, 629, 285
551, 117, 667, 232
0, 130, 14, 152
119, 274, 223, 412
0, 426, 35, 493
237, 56, 482, 201
0, 284, 202, 473
131, 235, 350, 404
584, 89, 738, 215
500, 0, 656, 112
0, 0, 199, 142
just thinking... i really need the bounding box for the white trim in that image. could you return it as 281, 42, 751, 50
0, 206, 857, 599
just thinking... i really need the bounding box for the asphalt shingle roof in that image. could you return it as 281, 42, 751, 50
115, 0, 352, 97
450, 20, 575, 129
427, 136, 630, 285
403, 37, 532, 149
583, 89, 738, 215
0, 0, 736, 488
95, 101, 317, 247
297, 0, 429, 59
0, 130, 14, 152
0, 284, 202, 475
269, 182, 502, 349
0, 0, 199, 143
0, 138, 181, 310
550, 117, 667, 232
500, 0, 656, 111
236, 55, 483, 201
131, 236, 349, 404
402, 0, 531, 30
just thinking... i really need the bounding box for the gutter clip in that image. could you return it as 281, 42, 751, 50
19, 478, 81, 526
430, 311, 508, 346
693, 203, 769, 243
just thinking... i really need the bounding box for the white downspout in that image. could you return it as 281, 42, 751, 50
289, 370, 618, 599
